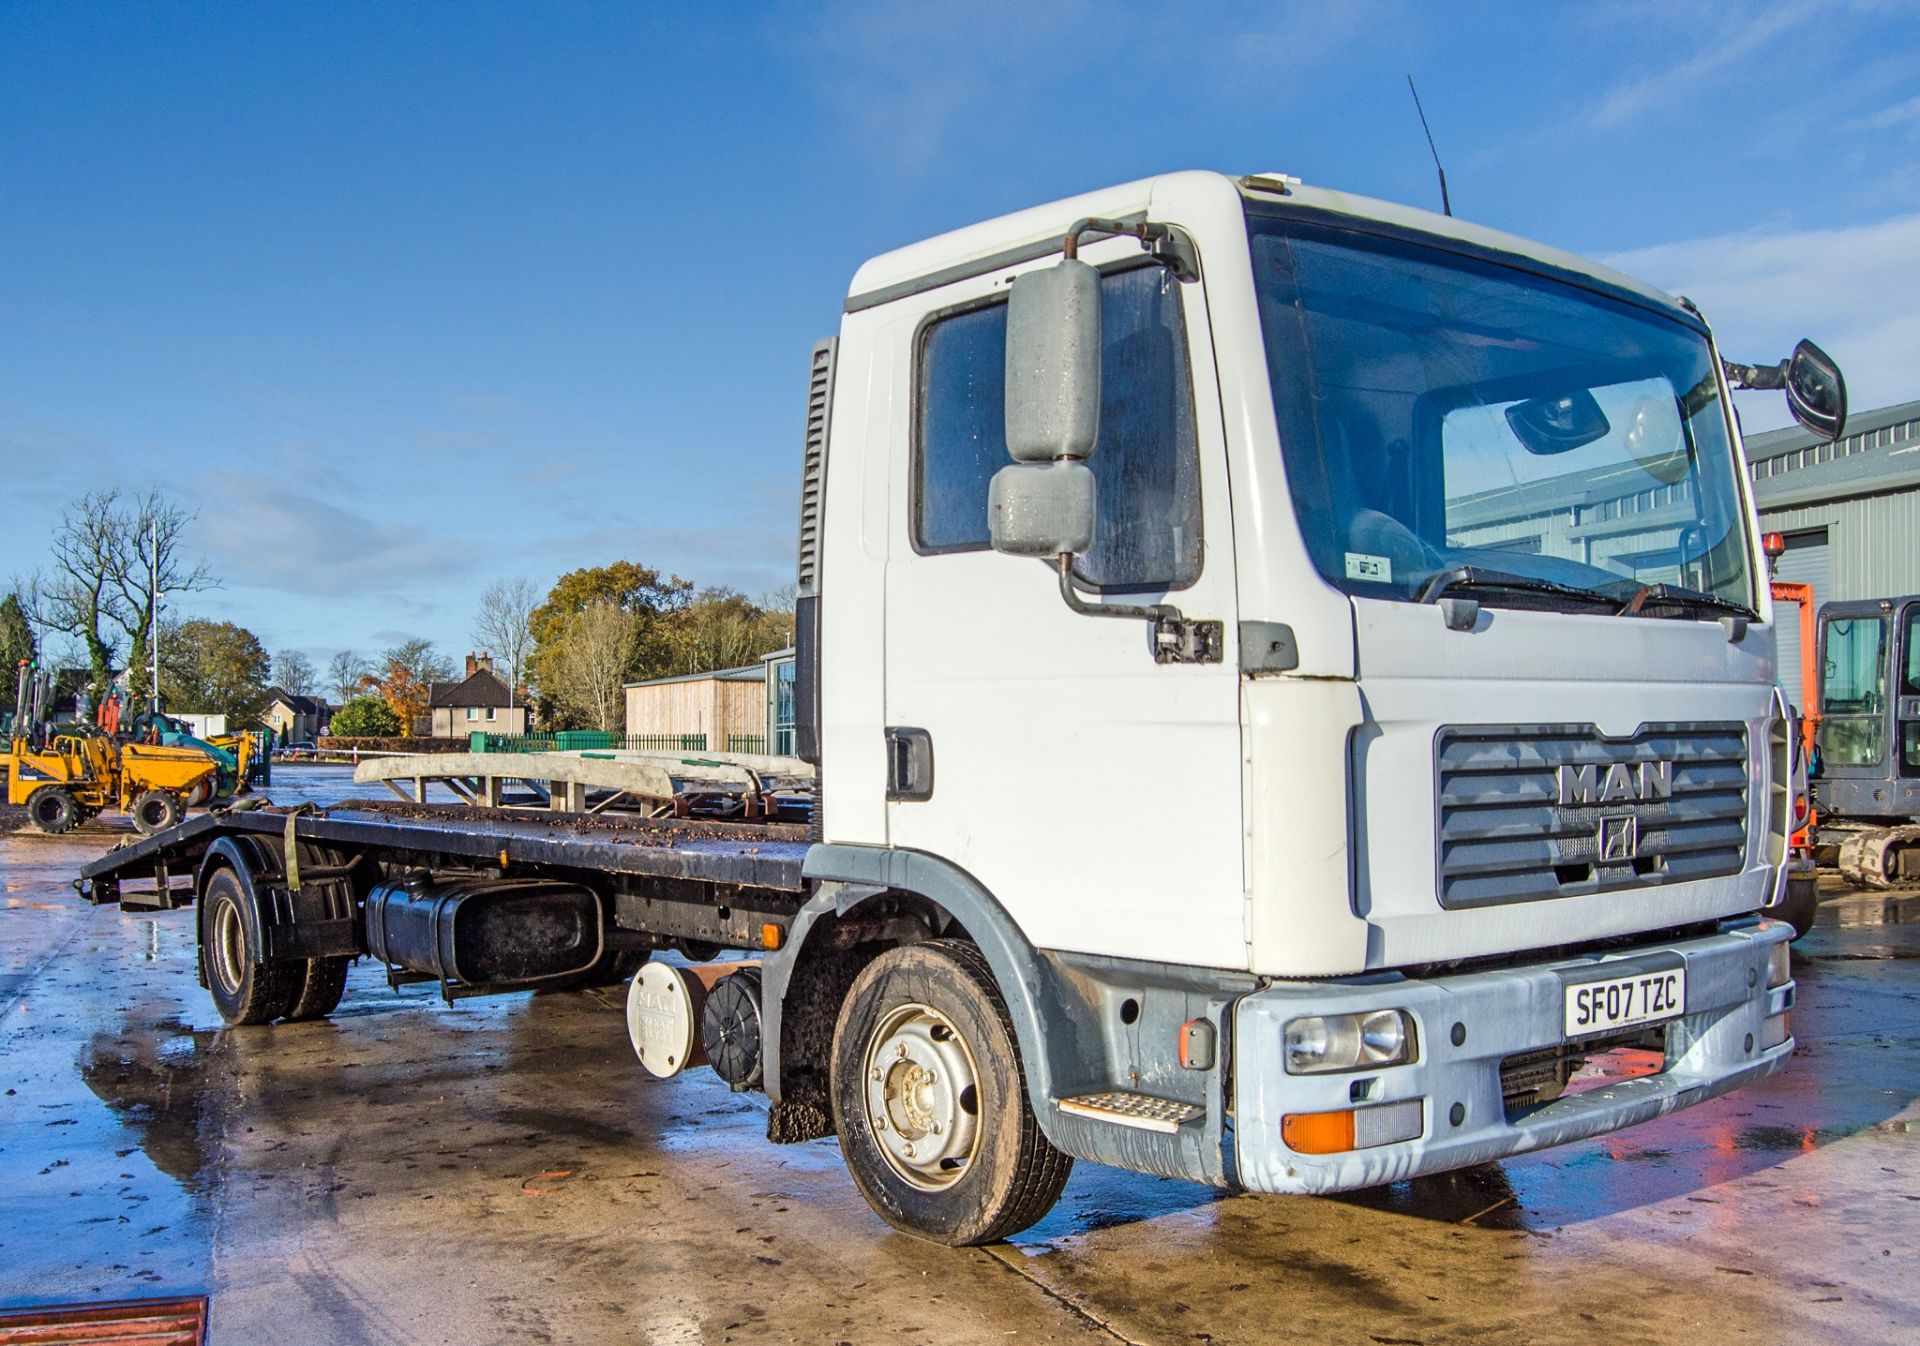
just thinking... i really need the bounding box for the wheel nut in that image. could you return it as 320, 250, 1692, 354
902, 1144, 915, 1158
874, 1114, 887, 1130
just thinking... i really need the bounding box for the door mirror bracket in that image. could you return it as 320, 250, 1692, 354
992, 226, 1219, 664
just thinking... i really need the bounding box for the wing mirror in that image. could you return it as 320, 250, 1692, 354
988, 218, 1221, 665
1725, 339, 1848, 441
1784, 340, 1847, 441
990, 256, 1101, 558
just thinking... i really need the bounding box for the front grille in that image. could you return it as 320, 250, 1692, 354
1436, 723, 1749, 909
1500, 1029, 1665, 1120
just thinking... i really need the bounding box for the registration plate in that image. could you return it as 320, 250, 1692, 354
1563, 967, 1685, 1037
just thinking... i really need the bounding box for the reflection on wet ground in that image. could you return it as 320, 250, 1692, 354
2, 791, 1918, 1344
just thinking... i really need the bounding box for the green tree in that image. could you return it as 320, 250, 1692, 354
157, 618, 272, 726
0, 593, 35, 713
660, 587, 794, 675
529, 561, 692, 690
329, 695, 402, 737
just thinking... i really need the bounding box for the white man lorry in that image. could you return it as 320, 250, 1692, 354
78, 170, 1846, 1245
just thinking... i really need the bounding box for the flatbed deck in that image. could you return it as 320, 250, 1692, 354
76, 799, 811, 898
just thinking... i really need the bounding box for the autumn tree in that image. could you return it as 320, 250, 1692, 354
538, 601, 640, 731
663, 587, 794, 675
472, 577, 537, 706
361, 639, 454, 734
157, 619, 272, 726
529, 561, 691, 689
273, 649, 319, 697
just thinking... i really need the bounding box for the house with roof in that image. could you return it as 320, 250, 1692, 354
264, 688, 327, 742
429, 653, 529, 737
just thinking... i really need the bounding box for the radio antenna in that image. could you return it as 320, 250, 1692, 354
1406, 75, 1452, 217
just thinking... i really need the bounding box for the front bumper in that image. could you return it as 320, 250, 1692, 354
1232, 918, 1794, 1193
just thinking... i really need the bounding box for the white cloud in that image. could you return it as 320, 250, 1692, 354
1851, 92, 1920, 131
191, 470, 471, 598
1604, 211, 1920, 430
1586, 3, 1810, 130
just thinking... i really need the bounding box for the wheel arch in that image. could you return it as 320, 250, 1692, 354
194, 834, 280, 974
763, 844, 1068, 1148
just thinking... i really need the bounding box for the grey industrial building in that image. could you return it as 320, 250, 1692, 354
1748, 399, 1920, 703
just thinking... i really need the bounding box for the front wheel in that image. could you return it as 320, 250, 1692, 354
130, 789, 184, 836
27, 787, 82, 834
830, 940, 1071, 1245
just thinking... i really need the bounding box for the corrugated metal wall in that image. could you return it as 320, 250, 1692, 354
1759, 488, 1920, 603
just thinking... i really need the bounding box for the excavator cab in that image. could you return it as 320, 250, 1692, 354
1814, 596, 1920, 885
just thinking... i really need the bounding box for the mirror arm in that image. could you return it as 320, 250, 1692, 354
1723, 358, 1788, 391
1054, 556, 1223, 664
1064, 217, 1200, 282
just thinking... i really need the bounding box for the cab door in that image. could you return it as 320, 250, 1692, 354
878, 247, 1247, 971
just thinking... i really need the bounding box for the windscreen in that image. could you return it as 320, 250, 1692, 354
1247, 212, 1754, 614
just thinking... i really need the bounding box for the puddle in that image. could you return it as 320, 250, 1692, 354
79, 1018, 224, 1188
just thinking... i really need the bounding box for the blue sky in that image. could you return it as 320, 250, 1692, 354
3, 1, 1917, 674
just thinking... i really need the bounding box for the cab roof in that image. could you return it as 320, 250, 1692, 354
843, 169, 1688, 321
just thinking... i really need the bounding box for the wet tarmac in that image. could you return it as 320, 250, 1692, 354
3, 767, 1917, 1343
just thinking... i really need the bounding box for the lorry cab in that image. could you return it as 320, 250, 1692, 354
810, 170, 1797, 979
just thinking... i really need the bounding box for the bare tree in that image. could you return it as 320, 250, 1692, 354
34, 492, 121, 702
472, 577, 537, 707
273, 649, 319, 697
110, 490, 217, 684
32, 487, 215, 709
541, 600, 638, 731
326, 649, 369, 705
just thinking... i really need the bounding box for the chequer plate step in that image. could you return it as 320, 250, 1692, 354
1056, 1090, 1205, 1134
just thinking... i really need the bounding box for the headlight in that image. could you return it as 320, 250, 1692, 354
1284, 1010, 1417, 1074
1767, 942, 1791, 989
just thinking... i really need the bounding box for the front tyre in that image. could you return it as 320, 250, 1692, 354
27, 787, 82, 834
200, 868, 297, 1025
830, 940, 1071, 1246
130, 789, 184, 836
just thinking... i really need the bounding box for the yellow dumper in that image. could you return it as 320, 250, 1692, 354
5, 730, 220, 835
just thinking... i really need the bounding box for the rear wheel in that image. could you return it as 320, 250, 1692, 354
130, 789, 184, 836
27, 787, 81, 834
201, 868, 297, 1025
830, 940, 1072, 1245
284, 957, 351, 1020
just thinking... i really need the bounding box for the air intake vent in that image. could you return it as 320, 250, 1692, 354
1435, 722, 1749, 909
796, 338, 836, 599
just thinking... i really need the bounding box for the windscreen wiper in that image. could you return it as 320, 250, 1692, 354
1416, 565, 1619, 609
1616, 581, 1757, 620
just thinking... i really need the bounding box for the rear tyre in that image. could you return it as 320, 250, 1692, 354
201, 868, 297, 1025
830, 940, 1072, 1246
284, 956, 351, 1020
130, 789, 184, 836
27, 787, 81, 834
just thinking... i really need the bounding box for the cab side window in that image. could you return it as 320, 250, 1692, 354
914, 264, 1203, 590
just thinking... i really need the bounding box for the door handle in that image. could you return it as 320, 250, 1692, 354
885, 727, 934, 802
